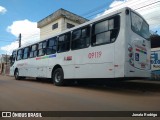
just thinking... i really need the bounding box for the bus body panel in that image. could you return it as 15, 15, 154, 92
114, 12, 126, 78
72, 43, 115, 79
49, 51, 75, 79
10, 66, 15, 76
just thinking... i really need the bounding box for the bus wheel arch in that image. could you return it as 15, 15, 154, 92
52, 65, 65, 86
14, 68, 21, 80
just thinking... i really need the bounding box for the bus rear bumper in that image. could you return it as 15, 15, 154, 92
125, 69, 151, 78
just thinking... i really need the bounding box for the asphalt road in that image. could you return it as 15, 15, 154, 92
0, 75, 160, 120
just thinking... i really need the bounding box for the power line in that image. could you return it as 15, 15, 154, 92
80, 1, 112, 17
85, 10, 106, 19
135, 1, 160, 10
83, 0, 160, 19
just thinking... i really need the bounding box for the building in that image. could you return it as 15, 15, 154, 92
0, 54, 10, 75
37, 8, 88, 40
0, 54, 10, 64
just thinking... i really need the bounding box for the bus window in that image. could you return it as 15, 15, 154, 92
95, 20, 108, 34
46, 37, 57, 55
29, 44, 38, 58
109, 19, 114, 30
131, 12, 150, 39
57, 33, 70, 53
38, 41, 46, 56
71, 26, 90, 50
110, 16, 120, 42
17, 49, 23, 60
92, 15, 120, 46
23, 47, 30, 59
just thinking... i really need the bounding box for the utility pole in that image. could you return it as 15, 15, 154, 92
5, 54, 7, 65
19, 33, 21, 48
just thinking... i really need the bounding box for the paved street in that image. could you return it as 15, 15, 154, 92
0, 75, 160, 120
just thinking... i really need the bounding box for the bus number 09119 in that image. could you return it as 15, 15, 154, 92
88, 51, 102, 59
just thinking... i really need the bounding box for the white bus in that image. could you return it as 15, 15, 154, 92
10, 7, 151, 86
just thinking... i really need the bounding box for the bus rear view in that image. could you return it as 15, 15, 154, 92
124, 9, 151, 78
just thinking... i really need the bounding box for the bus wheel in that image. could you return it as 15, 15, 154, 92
53, 68, 64, 86
14, 69, 21, 80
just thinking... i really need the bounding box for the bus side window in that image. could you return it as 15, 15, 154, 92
91, 15, 120, 46
71, 26, 90, 50
57, 33, 70, 53
38, 41, 46, 56
17, 49, 23, 60
46, 37, 57, 55
92, 20, 110, 46
29, 44, 38, 58
23, 47, 30, 59
110, 16, 120, 42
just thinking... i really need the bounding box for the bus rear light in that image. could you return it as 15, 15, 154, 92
129, 59, 134, 66
128, 53, 133, 57
128, 44, 134, 67
128, 46, 133, 52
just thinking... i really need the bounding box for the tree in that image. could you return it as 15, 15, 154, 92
150, 34, 160, 48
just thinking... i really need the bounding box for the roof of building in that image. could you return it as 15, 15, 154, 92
37, 8, 89, 28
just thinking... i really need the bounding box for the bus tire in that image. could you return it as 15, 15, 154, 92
52, 68, 65, 86
14, 69, 21, 80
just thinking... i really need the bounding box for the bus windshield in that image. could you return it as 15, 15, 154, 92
131, 12, 150, 40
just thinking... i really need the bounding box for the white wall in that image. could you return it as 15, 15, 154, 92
40, 17, 80, 40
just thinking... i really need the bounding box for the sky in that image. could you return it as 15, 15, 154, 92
0, 0, 160, 55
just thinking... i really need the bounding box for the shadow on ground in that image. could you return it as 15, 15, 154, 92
20, 77, 160, 94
